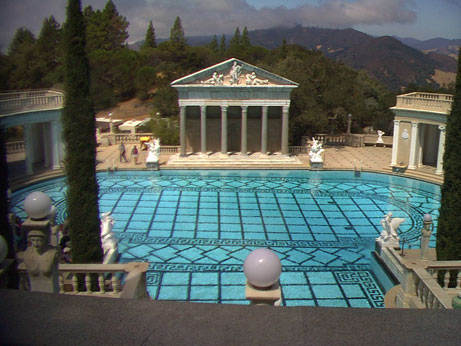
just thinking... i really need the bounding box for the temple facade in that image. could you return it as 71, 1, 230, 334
390, 92, 453, 175
171, 58, 298, 156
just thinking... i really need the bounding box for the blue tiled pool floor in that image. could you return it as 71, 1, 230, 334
11, 170, 441, 307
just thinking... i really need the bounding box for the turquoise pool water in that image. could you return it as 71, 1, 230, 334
10, 170, 441, 307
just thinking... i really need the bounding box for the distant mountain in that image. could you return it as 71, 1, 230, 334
395, 37, 460, 59
246, 26, 457, 90
131, 26, 458, 90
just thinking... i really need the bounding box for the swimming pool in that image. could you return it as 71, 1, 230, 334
10, 170, 441, 307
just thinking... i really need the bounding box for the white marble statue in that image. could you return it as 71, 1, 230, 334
420, 218, 434, 260
230, 61, 242, 85
376, 130, 385, 144
201, 71, 224, 85
376, 212, 405, 248
245, 72, 269, 85
23, 230, 60, 293
309, 137, 324, 163
100, 212, 118, 264
146, 138, 161, 164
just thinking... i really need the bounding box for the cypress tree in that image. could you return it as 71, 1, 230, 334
0, 126, 18, 288
62, 0, 102, 264
142, 20, 156, 49
436, 48, 461, 263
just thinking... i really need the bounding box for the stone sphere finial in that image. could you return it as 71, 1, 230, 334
0, 235, 7, 263
243, 248, 282, 288
24, 191, 52, 220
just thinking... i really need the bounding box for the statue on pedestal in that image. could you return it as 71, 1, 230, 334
376, 130, 385, 144
22, 230, 59, 293
309, 137, 324, 163
376, 212, 405, 248
420, 214, 433, 260
146, 138, 161, 164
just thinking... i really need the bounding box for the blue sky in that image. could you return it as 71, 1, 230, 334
0, 0, 460, 51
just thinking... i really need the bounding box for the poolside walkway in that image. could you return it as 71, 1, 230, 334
8, 143, 443, 189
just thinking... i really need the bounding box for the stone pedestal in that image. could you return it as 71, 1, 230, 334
310, 160, 323, 169
245, 281, 281, 306
146, 161, 159, 170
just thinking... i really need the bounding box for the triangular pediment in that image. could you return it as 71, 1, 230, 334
171, 58, 298, 87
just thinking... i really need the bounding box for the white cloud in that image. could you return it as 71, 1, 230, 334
0, 0, 419, 50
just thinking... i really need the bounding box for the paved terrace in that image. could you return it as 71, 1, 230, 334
7, 144, 443, 188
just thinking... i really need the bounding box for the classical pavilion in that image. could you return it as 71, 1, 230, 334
170, 58, 298, 158
390, 92, 453, 175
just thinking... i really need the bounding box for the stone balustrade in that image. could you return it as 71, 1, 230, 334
412, 267, 453, 308
288, 146, 307, 154
6, 141, 25, 153
0, 90, 64, 116
20, 261, 149, 299
394, 92, 453, 114
379, 247, 461, 309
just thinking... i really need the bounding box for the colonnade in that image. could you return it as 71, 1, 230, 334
179, 103, 289, 156
391, 120, 446, 175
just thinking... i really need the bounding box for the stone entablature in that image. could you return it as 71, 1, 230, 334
171, 58, 298, 156
391, 92, 453, 115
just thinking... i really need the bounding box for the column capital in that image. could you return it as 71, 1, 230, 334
393, 119, 401, 125
438, 125, 446, 132
411, 121, 420, 128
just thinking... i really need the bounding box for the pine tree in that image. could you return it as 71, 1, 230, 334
62, 0, 102, 264
208, 35, 218, 52
102, 0, 129, 50
35, 16, 62, 86
170, 16, 186, 48
7, 28, 40, 89
437, 48, 461, 263
142, 20, 156, 49
219, 34, 226, 54
241, 26, 250, 47
229, 27, 241, 49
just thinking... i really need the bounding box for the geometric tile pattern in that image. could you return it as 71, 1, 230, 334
10, 170, 441, 308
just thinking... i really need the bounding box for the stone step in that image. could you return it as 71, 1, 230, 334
166, 153, 302, 167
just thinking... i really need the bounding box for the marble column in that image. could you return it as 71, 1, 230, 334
179, 106, 187, 157
51, 120, 61, 169
42, 123, 51, 168
391, 120, 400, 166
241, 106, 248, 155
408, 122, 420, 170
417, 124, 426, 167
281, 106, 289, 155
261, 106, 268, 154
436, 125, 446, 175
23, 123, 34, 175
200, 105, 207, 154
221, 105, 228, 155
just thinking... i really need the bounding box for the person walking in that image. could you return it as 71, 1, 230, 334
131, 145, 139, 164
119, 142, 128, 163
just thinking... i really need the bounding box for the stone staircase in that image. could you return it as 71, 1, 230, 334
382, 166, 443, 184
166, 152, 302, 168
